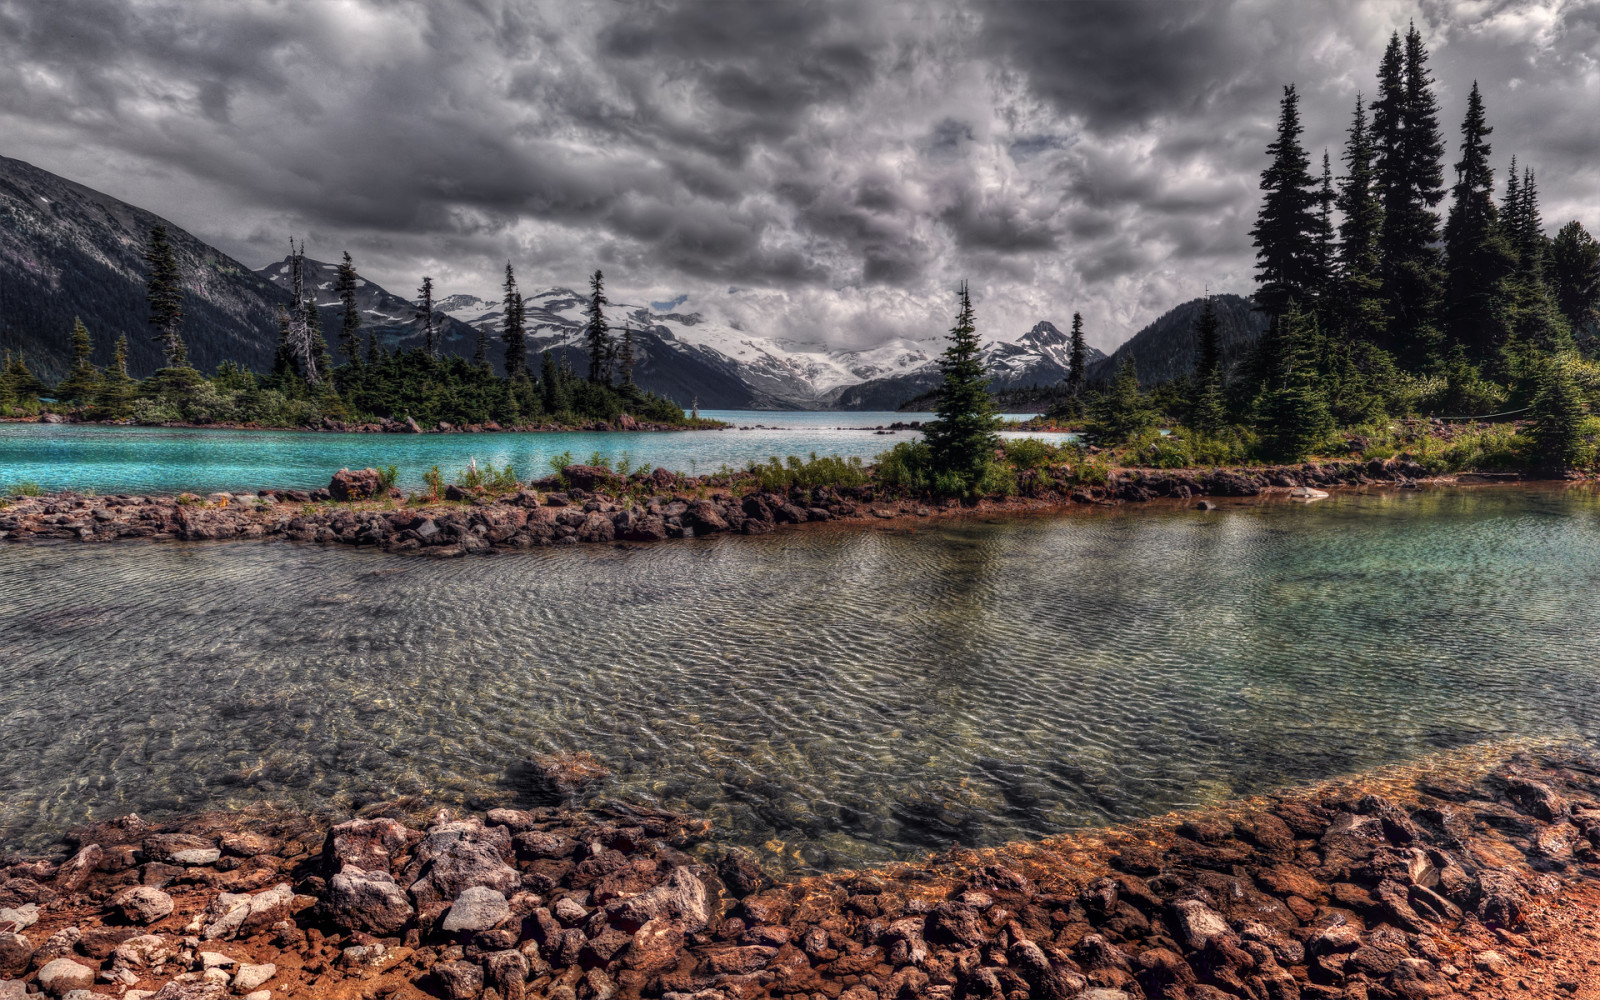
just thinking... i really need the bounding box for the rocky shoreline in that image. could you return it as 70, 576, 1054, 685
0, 460, 1532, 555
1, 749, 1598, 999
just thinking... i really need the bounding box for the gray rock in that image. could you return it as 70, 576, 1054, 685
327, 866, 414, 935
605, 867, 709, 932
201, 884, 295, 941
0, 905, 38, 932
170, 849, 221, 867
36, 958, 95, 997
406, 816, 519, 909
147, 983, 227, 1000
441, 886, 510, 933
1169, 899, 1230, 950
0, 933, 30, 977
110, 887, 174, 925
111, 934, 172, 971
431, 960, 483, 1000
0, 979, 25, 1000
232, 963, 275, 992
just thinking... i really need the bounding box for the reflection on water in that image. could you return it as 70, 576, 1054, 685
2, 486, 1598, 870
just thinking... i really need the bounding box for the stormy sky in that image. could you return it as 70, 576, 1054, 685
2, 1, 1597, 351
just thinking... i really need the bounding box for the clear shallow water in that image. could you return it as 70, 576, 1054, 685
3, 486, 1599, 869
0, 412, 1062, 495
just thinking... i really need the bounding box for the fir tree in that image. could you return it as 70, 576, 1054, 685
95, 336, 135, 419
1549, 220, 1600, 341
540, 349, 569, 415
922, 282, 999, 486
1256, 304, 1333, 462
143, 223, 187, 367
417, 277, 437, 356
585, 269, 613, 384
1250, 85, 1322, 317
336, 251, 362, 364
1314, 150, 1336, 303
308, 299, 333, 384
1086, 357, 1155, 445
1526, 356, 1586, 470
1189, 297, 1225, 434
1, 353, 45, 405
1376, 24, 1446, 354
501, 262, 526, 378
1502, 166, 1570, 350
619, 323, 636, 387
56, 318, 102, 405
1442, 81, 1515, 358
1335, 94, 1386, 345
1067, 312, 1087, 399
473, 326, 491, 372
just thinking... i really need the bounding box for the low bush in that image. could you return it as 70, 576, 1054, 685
746, 453, 869, 492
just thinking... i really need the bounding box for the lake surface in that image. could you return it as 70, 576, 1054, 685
0, 411, 1062, 495
3, 486, 1598, 869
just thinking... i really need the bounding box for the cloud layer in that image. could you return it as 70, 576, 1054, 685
2, 0, 1596, 351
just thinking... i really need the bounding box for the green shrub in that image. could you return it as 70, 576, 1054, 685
9, 481, 43, 497
1003, 437, 1058, 470
376, 465, 399, 492
875, 441, 933, 493
548, 450, 574, 475
456, 461, 520, 496
587, 451, 612, 471
423, 465, 444, 499
747, 453, 868, 492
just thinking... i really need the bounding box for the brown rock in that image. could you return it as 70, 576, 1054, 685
329, 467, 383, 501
109, 885, 174, 925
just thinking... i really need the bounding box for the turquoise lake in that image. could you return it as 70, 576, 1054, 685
0, 411, 1064, 494
2, 485, 1597, 869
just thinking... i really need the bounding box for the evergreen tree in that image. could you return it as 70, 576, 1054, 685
56, 318, 102, 405
619, 323, 636, 387
923, 282, 999, 485
1526, 356, 1586, 470
417, 277, 437, 356
0, 353, 45, 405
473, 326, 491, 372
1086, 357, 1155, 445
540, 349, 569, 414
308, 299, 333, 383
336, 251, 362, 364
1549, 220, 1600, 341
501, 262, 526, 378
1189, 297, 1225, 434
1250, 85, 1322, 317
585, 269, 613, 384
1255, 304, 1333, 462
1502, 166, 1570, 351
1375, 24, 1446, 355
1335, 94, 1386, 345
95, 336, 136, 418
143, 223, 188, 367
1314, 150, 1336, 303
1442, 81, 1515, 358
1067, 311, 1087, 399
366, 330, 382, 365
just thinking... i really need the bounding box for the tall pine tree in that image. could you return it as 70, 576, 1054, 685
1189, 297, 1225, 434
95, 336, 135, 418
1550, 220, 1600, 341
1442, 81, 1515, 358
1250, 85, 1321, 318
502, 262, 526, 378
1376, 24, 1446, 355
1256, 303, 1333, 462
1336, 94, 1386, 345
56, 318, 102, 405
923, 282, 999, 487
336, 251, 362, 364
143, 223, 187, 368
1067, 312, 1087, 398
585, 269, 613, 384
416, 277, 438, 356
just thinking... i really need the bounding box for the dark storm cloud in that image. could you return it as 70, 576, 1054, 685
0, 0, 1595, 350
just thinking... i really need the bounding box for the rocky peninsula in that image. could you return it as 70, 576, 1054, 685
0, 459, 1511, 556
1, 749, 1597, 1000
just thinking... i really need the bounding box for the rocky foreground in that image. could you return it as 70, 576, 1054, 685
2, 751, 1600, 1000
0, 459, 1491, 555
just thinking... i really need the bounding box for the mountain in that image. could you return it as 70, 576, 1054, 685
256, 256, 484, 361
0, 154, 292, 379
1086, 294, 1267, 386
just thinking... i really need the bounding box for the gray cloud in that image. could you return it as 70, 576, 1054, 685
0, 0, 1595, 352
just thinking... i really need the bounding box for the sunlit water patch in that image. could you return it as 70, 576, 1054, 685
3, 486, 1598, 870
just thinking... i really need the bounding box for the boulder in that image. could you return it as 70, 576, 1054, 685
56, 846, 103, 891
232, 962, 276, 992
0, 933, 31, 977
559, 465, 619, 492
201, 884, 296, 940
327, 866, 414, 935
322, 817, 419, 876
432, 960, 484, 1000
328, 468, 382, 501
406, 816, 520, 910
111, 934, 172, 971
606, 866, 709, 932
148, 983, 227, 1000
36, 958, 95, 997
682, 500, 728, 534
1169, 899, 1230, 950
440, 886, 511, 933
622, 916, 684, 974
109, 886, 174, 925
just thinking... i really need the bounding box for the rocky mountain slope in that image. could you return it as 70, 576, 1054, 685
1086, 293, 1267, 386
0, 154, 291, 380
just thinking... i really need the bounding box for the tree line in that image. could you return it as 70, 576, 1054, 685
1, 233, 697, 429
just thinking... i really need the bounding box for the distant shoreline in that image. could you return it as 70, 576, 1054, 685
0, 412, 727, 434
